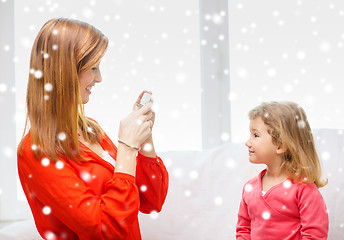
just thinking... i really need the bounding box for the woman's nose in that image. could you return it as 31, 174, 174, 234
95, 72, 102, 83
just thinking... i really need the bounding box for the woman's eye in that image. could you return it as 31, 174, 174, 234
91, 67, 97, 71
254, 133, 259, 138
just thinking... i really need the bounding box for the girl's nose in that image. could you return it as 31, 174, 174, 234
245, 138, 251, 148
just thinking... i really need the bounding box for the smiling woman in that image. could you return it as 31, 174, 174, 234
78, 63, 102, 104
16, 18, 169, 240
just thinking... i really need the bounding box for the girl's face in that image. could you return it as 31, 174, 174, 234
78, 63, 102, 104
245, 116, 280, 165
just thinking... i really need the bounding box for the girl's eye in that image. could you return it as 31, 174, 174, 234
254, 133, 259, 138
91, 67, 97, 71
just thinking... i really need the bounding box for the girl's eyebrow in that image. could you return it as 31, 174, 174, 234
250, 128, 261, 133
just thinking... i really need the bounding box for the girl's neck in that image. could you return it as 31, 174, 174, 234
265, 162, 287, 179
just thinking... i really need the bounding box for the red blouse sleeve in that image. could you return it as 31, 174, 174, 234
18, 136, 140, 240
135, 152, 169, 214
297, 183, 329, 239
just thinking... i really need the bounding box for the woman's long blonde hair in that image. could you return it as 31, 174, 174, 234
249, 101, 327, 188
18, 18, 108, 162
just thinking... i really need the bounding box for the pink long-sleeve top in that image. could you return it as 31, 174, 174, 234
236, 169, 328, 240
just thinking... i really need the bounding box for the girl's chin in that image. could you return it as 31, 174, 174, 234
248, 156, 259, 164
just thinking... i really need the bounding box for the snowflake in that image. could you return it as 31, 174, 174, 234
41, 158, 50, 167
58, 132, 66, 141
319, 42, 331, 52
55, 161, 64, 170
44, 231, 56, 240
221, 132, 230, 142
321, 151, 330, 161
143, 143, 153, 151
81, 171, 91, 182
267, 68, 276, 77
34, 70, 43, 79
44, 83, 53, 91
262, 211, 271, 220
184, 190, 192, 197
297, 120, 306, 128
225, 159, 237, 170
189, 170, 199, 180
283, 180, 292, 189
284, 84, 293, 93
140, 185, 147, 192
0, 83, 7, 93
170, 110, 180, 119
324, 84, 333, 93
297, 51, 306, 60
237, 67, 248, 78
173, 168, 183, 179
245, 184, 253, 192
42, 206, 51, 215
150, 210, 159, 219
214, 196, 223, 205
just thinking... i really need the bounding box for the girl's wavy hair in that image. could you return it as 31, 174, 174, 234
18, 18, 108, 162
249, 101, 327, 188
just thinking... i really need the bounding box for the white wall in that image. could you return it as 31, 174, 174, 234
228, 0, 344, 142
14, 0, 203, 152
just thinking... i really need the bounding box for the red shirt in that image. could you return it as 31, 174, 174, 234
236, 169, 328, 240
18, 128, 169, 240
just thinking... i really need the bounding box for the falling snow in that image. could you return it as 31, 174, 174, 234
150, 210, 159, 220
245, 184, 253, 192
262, 211, 271, 220
143, 143, 153, 151
41, 158, 50, 167
42, 206, 51, 215
34, 70, 43, 79
44, 83, 53, 91
81, 171, 91, 182
0, 83, 7, 92
55, 161, 64, 170
58, 132, 67, 141
283, 180, 292, 189
214, 196, 223, 205
140, 185, 147, 192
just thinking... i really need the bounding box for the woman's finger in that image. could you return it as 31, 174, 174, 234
133, 90, 152, 110
138, 102, 153, 114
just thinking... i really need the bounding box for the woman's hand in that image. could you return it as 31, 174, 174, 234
118, 101, 154, 148
133, 90, 155, 130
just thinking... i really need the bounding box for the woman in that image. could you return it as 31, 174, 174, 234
17, 18, 169, 240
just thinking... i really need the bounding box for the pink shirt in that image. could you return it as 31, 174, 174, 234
236, 169, 328, 240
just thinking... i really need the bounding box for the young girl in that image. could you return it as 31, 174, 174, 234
17, 18, 168, 240
236, 101, 328, 240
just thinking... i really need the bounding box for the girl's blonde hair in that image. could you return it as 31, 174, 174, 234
18, 18, 108, 162
249, 101, 327, 188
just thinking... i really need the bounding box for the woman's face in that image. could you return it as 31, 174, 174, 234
78, 63, 102, 104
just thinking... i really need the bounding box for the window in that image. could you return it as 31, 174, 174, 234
228, 0, 344, 142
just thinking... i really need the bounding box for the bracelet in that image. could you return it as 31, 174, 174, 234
118, 140, 141, 151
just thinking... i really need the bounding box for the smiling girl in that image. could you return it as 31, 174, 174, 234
236, 101, 328, 240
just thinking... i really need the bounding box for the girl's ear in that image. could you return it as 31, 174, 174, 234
276, 144, 287, 154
